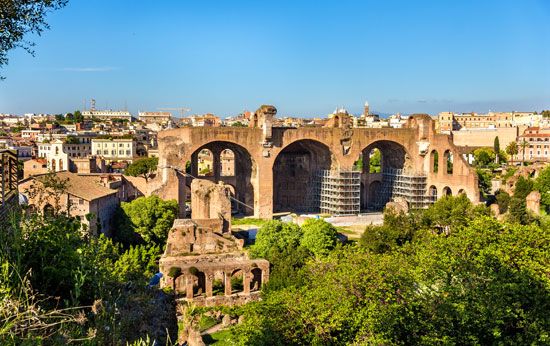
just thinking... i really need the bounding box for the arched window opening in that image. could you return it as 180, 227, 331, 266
429, 185, 438, 201
431, 150, 439, 173
220, 149, 235, 177
443, 186, 452, 196
444, 150, 453, 174
197, 149, 213, 177
43, 204, 55, 217
250, 268, 262, 292
230, 269, 243, 294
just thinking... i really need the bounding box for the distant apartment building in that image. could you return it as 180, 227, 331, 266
21, 129, 41, 140
91, 138, 136, 162
189, 114, 221, 127
438, 111, 541, 132
516, 127, 550, 162
452, 127, 519, 151
138, 111, 172, 124
82, 109, 133, 121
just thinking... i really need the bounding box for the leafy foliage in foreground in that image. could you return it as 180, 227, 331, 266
225, 196, 550, 345
0, 175, 176, 344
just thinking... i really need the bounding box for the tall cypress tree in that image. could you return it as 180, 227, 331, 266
494, 136, 500, 164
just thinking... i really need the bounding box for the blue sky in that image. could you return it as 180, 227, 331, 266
0, 0, 549, 117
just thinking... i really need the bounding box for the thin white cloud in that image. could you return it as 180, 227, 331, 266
60, 67, 118, 72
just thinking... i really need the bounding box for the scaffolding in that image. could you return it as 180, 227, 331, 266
374, 168, 436, 209
314, 170, 361, 216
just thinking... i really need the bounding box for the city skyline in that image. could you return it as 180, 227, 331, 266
0, 0, 549, 116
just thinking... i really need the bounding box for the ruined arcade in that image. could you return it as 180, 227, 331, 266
152, 105, 479, 218
159, 179, 269, 307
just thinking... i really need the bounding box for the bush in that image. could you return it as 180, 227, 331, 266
300, 219, 338, 257
495, 190, 511, 214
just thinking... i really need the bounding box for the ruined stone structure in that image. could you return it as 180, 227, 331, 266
153, 106, 479, 218
160, 179, 269, 307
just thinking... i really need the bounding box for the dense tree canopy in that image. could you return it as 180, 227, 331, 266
535, 165, 550, 213
114, 195, 178, 247
125, 157, 158, 182
250, 220, 303, 261
300, 218, 338, 257
229, 213, 550, 345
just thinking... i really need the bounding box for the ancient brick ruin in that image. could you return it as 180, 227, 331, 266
153, 106, 480, 218
159, 179, 269, 307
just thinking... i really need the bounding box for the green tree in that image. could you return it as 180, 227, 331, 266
473, 148, 495, 167
495, 189, 511, 214
508, 176, 534, 224
73, 110, 83, 123
232, 216, 550, 345
125, 157, 158, 182
114, 195, 178, 247
476, 168, 493, 198
360, 209, 419, 253
369, 148, 381, 173
113, 244, 160, 283
250, 220, 302, 261
422, 194, 488, 232
506, 141, 518, 164
534, 165, 550, 213
300, 218, 338, 257
494, 136, 500, 164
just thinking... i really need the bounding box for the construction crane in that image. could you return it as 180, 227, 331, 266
157, 107, 191, 118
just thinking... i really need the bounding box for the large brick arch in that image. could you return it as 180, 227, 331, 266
155, 114, 479, 218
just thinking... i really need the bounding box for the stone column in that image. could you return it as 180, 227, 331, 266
243, 272, 251, 295
191, 151, 199, 177
205, 273, 213, 297
255, 154, 273, 219
224, 272, 232, 296
176, 170, 187, 218
186, 275, 194, 300
212, 148, 222, 182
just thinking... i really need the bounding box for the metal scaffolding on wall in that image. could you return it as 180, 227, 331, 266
303, 168, 435, 216
313, 170, 361, 216
374, 168, 436, 210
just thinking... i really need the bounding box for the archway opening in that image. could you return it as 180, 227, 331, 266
429, 185, 438, 201
220, 149, 235, 177
444, 150, 453, 174
443, 186, 452, 196
197, 149, 213, 177
356, 140, 409, 211
189, 141, 256, 216
43, 203, 55, 216
250, 268, 262, 292
430, 150, 439, 173
230, 269, 243, 294
192, 271, 206, 297
273, 139, 335, 213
